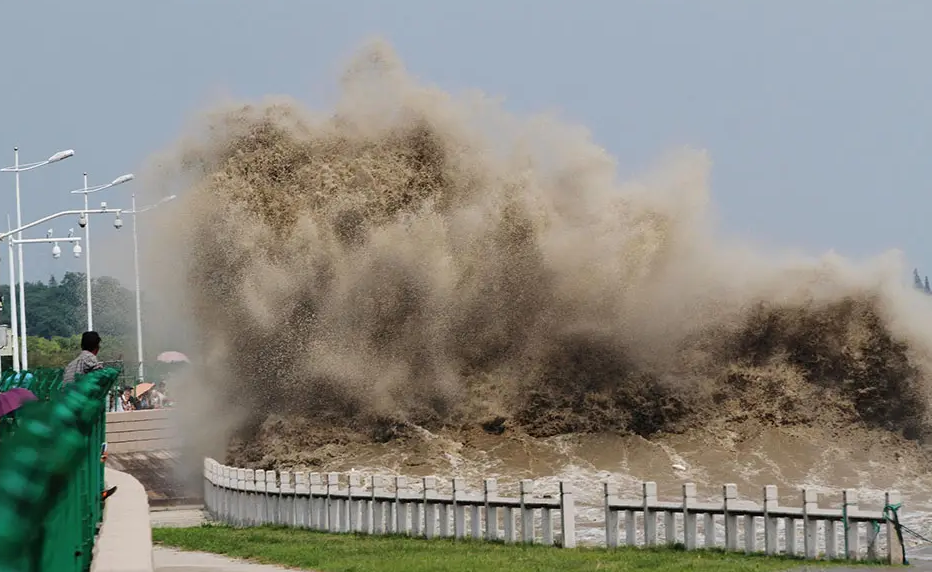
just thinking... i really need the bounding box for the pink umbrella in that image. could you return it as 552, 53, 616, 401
156, 351, 189, 364
0, 388, 37, 417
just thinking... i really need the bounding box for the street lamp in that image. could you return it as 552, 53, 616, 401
7, 230, 82, 370
69, 172, 134, 331
124, 193, 176, 382
1, 147, 75, 370
0, 206, 121, 370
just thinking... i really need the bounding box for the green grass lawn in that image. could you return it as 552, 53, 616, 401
152, 525, 869, 572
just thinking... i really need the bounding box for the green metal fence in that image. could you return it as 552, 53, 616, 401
0, 367, 120, 572
0, 368, 65, 400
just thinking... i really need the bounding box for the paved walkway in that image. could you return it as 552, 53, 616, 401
150, 506, 207, 528
92, 468, 155, 572
154, 547, 301, 572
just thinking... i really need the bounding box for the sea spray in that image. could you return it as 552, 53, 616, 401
142, 40, 932, 469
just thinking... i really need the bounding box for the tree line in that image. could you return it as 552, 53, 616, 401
0, 272, 135, 368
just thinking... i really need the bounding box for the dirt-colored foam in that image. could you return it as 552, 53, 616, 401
141, 40, 932, 470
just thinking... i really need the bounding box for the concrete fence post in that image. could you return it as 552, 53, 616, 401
203, 460, 213, 518
683, 483, 697, 550
411, 479, 422, 537
541, 491, 553, 545
255, 470, 267, 525
356, 475, 371, 533
244, 469, 256, 526
219, 466, 229, 521
785, 513, 797, 556
423, 477, 437, 539
825, 504, 838, 559
643, 482, 658, 546
886, 491, 904, 565
395, 476, 409, 535
217, 461, 224, 520
236, 469, 246, 526
327, 473, 339, 532
625, 507, 637, 546
227, 466, 235, 523
867, 517, 880, 561
211, 461, 220, 519
295, 472, 309, 528
452, 477, 466, 539
503, 492, 516, 544
664, 507, 676, 545
309, 473, 324, 530
227, 466, 236, 523
742, 491, 757, 554
203, 461, 211, 516
723, 483, 738, 551
280, 471, 295, 526
604, 483, 618, 548
470, 487, 482, 540
347, 473, 362, 532
843, 489, 860, 560
216, 466, 224, 520
802, 488, 817, 559
371, 475, 386, 534
520, 480, 535, 544
560, 482, 576, 548
484, 478, 499, 541
437, 479, 450, 537
703, 510, 715, 548
744, 509, 756, 554
338, 475, 350, 532
763, 485, 778, 555
265, 470, 279, 525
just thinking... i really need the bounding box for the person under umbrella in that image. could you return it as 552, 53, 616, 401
0, 388, 37, 417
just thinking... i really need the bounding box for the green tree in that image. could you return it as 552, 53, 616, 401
0, 271, 134, 339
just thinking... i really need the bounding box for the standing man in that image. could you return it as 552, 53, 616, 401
64, 331, 118, 501
63, 331, 104, 385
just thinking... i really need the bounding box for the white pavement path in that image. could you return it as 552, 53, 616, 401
150, 506, 208, 528
153, 547, 303, 572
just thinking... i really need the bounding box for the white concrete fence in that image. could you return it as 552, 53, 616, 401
604, 482, 902, 564
203, 459, 576, 547
202, 458, 904, 564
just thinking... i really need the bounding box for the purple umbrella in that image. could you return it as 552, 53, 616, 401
0, 388, 38, 417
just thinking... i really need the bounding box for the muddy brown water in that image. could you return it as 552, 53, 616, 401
227, 423, 932, 554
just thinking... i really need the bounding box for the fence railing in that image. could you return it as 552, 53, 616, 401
0, 367, 64, 399
0, 367, 121, 572
604, 482, 903, 563
204, 458, 905, 564
203, 459, 577, 547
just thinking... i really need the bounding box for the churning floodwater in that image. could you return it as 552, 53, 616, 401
142, 40, 932, 552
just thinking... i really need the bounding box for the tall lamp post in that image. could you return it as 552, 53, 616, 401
1, 147, 75, 368
0, 206, 123, 370
125, 193, 175, 382
70, 173, 134, 331
5, 218, 20, 372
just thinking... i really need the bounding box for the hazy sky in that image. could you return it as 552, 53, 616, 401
1, 0, 930, 284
